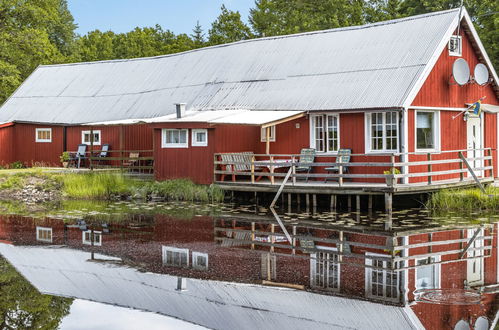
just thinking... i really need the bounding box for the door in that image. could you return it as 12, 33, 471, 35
467, 228, 484, 286
466, 115, 483, 177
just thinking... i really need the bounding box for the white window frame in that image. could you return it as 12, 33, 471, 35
162, 129, 189, 148
191, 129, 208, 147
365, 252, 400, 302
415, 256, 441, 290
81, 130, 101, 146
309, 114, 340, 154
415, 110, 440, 153
260, 125, 276, 142
365, 112, 399, 153
448, 35, 462, 57
36, 226, 53, 243
82, 230, 102, 246
162, 246, 189, 267
310, 246, 340, 291
192, 252, 209, 270
35, 128, 52, 143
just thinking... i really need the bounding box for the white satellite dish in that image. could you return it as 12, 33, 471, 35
452, 58, 470, 85
474, 63, 489, 85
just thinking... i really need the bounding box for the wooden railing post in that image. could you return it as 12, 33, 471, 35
89, 127, 94, 170
213, 154, 218, 182
487, 149, 493, 178
427, 153, 432, 185
251, 155, 255, 184
291, 156, 296, 186
270, 156, 275, 185
390, 154, 396, 186
459, 151, 464, 181
338, 165, 343, 187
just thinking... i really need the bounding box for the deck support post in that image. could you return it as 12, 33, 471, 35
297, 194, 301, 208
368, 195, 373, 210
330, 194, 336, 212
356, 195, 360, 212
384, 192, 393, 217
89, 127, 94, 170
312, 194, 317, 213
287, 193, 292, 212
292, 226, 297, 255
347, 195, 351, 211
251, 222, 255, 250
306, 194, 310, 212
270, 224, 275, 252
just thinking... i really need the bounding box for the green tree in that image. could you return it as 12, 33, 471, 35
0, 257, 73, 329
191, 21, 206, 48
208, 5, 253, 45
72, 30, 116, 62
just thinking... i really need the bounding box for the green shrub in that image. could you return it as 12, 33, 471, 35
9, 161, 24, 169
62, 172, 135, 199
426, 186, 499, 212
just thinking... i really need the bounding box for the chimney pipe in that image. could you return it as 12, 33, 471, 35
175, 103, 186, 118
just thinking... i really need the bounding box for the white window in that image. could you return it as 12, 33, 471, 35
260, 125, 276, 142
35, 128, 52, 143
162, 129, 188, 148
310, 247, 340, 291
365, 112, 399, 153
192, 129, 208, 147
365, 253, 400, 302
192, 252, 209, 270
36, 227, 53, 243
81, 130, 101, 146
415, 256, 440, 290
448, 35, 462, 57
415, 111, 440, 152
82, 230, 102, 246
162, 246, 189, 267
310, 114, 339, 153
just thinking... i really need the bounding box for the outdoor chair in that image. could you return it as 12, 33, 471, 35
123, 152, 140, 172
95, 144, 110, 165
324, 149, 351, 182
295, 148, 316, 182
69, 144, 88, 168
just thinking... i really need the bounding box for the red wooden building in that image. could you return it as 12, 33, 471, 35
0, 8, 497, 193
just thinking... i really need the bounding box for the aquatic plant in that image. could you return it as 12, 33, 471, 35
426, 186, 499, 212
62, 172, 134, 199
140, 179, 225, 203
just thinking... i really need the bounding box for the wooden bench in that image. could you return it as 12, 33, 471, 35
219, 152, 261, 182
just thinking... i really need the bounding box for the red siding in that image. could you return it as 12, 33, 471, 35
0, 125, 15, 166
13, 123, 64, 166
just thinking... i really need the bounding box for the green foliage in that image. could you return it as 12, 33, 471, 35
208, 5, 253, 45
62, 172, 135, 199
60, 151, 70, 163
191, 21, 206, 48
0, 257, 73, 329
426, 186, 499, 211
383, 168, 401, 175
9, 161, 24, 169
140, 179, 225, 203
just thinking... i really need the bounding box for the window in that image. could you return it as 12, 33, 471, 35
162, 246, 189, 267
260, 126, 276, 142
310, 248, 340, 291
448, 35, 462, 57
36, 128, 52, 143
82, 230, 102, 246
416, 111, 439, 151
261, 253, 277, 280
415, 257, 440, 290
162, 129, 188, 148
365, 254, 400, 301
365, 112, 399, 152
36, 227, 53, 243
192, 129, 208, 147
192, 252, 209, 270
310, 114, 339, 153
81, 130, 101, 146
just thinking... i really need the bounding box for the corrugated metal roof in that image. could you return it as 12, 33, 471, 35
0, 244, 424, 330
0, 9, 462, 125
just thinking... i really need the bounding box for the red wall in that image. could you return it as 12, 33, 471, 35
13, 123, 64, 166
0, 124, 15, 166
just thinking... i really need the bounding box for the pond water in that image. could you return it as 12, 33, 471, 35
0, 201, 498, 330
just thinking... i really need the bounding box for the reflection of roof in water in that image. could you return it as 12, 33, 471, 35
0, 244, 423, 330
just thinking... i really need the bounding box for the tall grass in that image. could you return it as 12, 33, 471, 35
62, 172, 134, 199
426, 186, 499, 212
140, 179, 225, 203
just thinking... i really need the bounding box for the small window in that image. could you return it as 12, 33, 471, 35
366, 112, 399, 153
310, 114, 339, 153
82, 230, 102, 246
162, 129, 188, 148
310, 248, 340, 291
416, 111, 439, 151
36, 227, 53, 243
36, 128, 52, 143
192, 252, 209, 270
365, 254, 400, 302
448, 35, 462, 57
162, 246, 189, 267
261, 253, 277, 280
261, 126, 276, 142
192, 129, 208, 147
81, 130, 101, 146
415, 257, 440, 290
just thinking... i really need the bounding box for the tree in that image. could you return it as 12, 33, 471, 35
208, 5, 253, 45
0, 257, 72, 329
191, 21, 206, 48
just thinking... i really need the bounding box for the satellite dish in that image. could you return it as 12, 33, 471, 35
453, 58, 470, 85
474, 63, 489, 85
474, 317, 489, 330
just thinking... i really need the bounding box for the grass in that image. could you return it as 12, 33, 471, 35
140, 179, 225, 203
426, 186, 499, 212
61, 172, 135, 199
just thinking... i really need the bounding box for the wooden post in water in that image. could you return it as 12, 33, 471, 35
312, 194, 317, 213
368, 195, 373, 211
306, 194, 310, 213
287, 193, 292, 213
384, 192, 393, 217
347, 195, 352, 211
330, 194, 336, 212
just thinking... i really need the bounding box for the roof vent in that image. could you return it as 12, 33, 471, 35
448, 35, 462, 57
175, 103, 186, 118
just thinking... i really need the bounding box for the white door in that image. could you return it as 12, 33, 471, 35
467, 228, 484, 286
466, 116, 483, 177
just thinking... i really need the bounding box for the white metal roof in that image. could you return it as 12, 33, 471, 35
84, 110, 304, 126
0, 244, 424, 330
1, 8, 494, 125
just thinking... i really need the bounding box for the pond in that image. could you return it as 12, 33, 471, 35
0, 201, 498, 329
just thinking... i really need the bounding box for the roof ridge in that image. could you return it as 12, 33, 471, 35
40, 8, 461, 69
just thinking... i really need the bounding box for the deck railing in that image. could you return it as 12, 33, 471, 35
69, 149, 154, 174
214, 148, 494, 187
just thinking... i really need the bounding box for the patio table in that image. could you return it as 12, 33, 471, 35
253, 159, 293, 184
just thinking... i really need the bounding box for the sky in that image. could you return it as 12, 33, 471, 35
67, 0, 255, 36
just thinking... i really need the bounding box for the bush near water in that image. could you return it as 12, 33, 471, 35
426, 186, 499, 212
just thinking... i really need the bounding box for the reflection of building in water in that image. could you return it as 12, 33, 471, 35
0, 212, 498, 329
